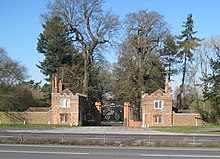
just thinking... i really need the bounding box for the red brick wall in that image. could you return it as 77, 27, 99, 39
95, 102, 101, 125
0, 112, 49, 124
173, 113, 203, 126
128, 121, 142, 127
124, 102, 130, 126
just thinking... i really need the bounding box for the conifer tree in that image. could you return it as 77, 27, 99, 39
37, 16, 83, 104
177, 13, 203, 109
160, 34, 179, 81
37, 16, 75, 81
202, 46, 220, 123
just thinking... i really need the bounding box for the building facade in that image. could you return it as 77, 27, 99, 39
124, 77, 203, 127
0, 76, 203, 127
0, 77, 87, 126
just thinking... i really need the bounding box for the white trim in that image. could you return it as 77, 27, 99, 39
24, 112, 49, 114
173, 113, 200, 115
144, 113, 151, 115
142, 113, 146, 127
75, 93, 87, 97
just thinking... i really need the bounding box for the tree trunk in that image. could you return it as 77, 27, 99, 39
136, 31, 142, 121
179, 53, 187, 109
168, 54, 171, 81
82, 50, 90, 98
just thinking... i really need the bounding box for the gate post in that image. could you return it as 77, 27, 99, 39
124, 102, 130, 126
95, 102, 102, 125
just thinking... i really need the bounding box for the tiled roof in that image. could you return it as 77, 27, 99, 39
152, 89, 164, 96
61, 88, 73, 95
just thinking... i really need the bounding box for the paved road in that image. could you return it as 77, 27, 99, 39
3, 126, 158, 134
0, 144, 220, 159
1, 127, 220, 145
3, 126, 220, 135
1, 131, 220, 144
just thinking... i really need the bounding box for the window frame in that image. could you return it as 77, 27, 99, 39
154, 115, 163, 124
60, 99, 70, 108
60, 114, 69, 122
154, 100, 164, 109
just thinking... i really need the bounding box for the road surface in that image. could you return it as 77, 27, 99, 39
0, 144, 220, 159
0, 131, 220, 145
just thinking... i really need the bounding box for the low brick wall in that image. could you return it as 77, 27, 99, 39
25, 112, 50, 124
128, 121, 142, 127
0, 112, 26, 124
172, 113, 203, 126
127, 113, 204, 127
0, 112, 49, 124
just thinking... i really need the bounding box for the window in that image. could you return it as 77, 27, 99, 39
154, 100, 163, 109
60, 114, 69, 122
60, 99, 70, 108
154, 115, 163, 124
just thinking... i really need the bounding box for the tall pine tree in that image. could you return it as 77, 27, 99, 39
177, 13, 203, 109
160, 34, 180, 81
37, 16, 74, 81
37, 16, 83, 104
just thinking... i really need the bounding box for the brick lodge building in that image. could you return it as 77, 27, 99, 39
0, 76, 87, 126
0, 76, 203, 127
123, 77, 203, 127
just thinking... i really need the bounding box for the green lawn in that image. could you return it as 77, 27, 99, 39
151, 125, 220, 134
0, 124, 71, 129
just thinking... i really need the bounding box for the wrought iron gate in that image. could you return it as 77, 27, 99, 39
101, 103, 123, 122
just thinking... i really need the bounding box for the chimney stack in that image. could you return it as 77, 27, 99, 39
58, 80, 63, 93
165, 75, 172, 94
54, 76, 58, 93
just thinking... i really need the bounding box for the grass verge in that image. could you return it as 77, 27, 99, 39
0, 124, 71, 129
151, 125, 220, 134
1, 138, 220, 148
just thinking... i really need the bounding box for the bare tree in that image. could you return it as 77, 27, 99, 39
124, 9, 169, 95
195, 36, 220, 110
198, 37, 220, 79
0, 48, 27, 87
112, 10, 169, 120
0, 48, 36, 112
42, 0, 120, 96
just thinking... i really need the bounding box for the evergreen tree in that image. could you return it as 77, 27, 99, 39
37, 16, 83, 104
160, 34, 180, 81
202, 46, 220, 123
177, 13, 203, 109
37, 16, 75, 81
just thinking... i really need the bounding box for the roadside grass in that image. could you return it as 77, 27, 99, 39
1, 138, 220, 148
0, 124, 71, 129
151, 125, 220, 134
